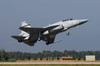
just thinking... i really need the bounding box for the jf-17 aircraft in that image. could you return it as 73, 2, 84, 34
12, 18, 88, 46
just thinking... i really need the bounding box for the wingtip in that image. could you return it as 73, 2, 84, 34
19, 27, 22, 30
11, 36, 14, 38
11, 36, 16, 38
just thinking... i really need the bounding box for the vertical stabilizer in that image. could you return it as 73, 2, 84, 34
19, 21, 31, 39
21, 21, 31, 27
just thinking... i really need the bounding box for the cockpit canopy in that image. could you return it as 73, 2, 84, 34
62, 18, 73, 22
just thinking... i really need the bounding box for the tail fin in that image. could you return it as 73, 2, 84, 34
19, 21, 31, 39
21, 21, 31, 27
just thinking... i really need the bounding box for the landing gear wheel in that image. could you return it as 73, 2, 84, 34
46, 41, 49, 45
66, 32, 70, 35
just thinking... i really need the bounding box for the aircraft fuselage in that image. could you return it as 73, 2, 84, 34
12, 18, 88, 46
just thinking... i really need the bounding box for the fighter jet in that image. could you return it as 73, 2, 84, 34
12, 18, 88, 46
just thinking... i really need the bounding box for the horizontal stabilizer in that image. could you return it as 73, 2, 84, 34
11, 36, 25, 41
24, 41, 35, 46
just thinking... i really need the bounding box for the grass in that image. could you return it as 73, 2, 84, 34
0, 59, 16, 62
16, 60, 86, 62
0, 64, 100, 66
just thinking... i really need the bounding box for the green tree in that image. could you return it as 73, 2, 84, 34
33, 56, 37, 60
1, 50, 6, 60
40, 57, 43, 60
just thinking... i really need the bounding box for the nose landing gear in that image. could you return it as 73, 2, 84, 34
66, 30, 70, 36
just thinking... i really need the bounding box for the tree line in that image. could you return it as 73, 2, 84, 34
0, 50, 100, 61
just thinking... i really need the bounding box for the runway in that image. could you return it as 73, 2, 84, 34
0, 62, 100, 64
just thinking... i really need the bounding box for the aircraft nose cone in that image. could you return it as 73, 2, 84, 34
80, 19, 88, 23
79, 19, 88, 25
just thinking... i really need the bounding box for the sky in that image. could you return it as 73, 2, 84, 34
0, 0, 100, 53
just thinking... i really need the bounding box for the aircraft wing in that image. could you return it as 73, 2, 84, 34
19, 25, 59, 34
44, 25, 59, 30
19, 27, 45, 34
